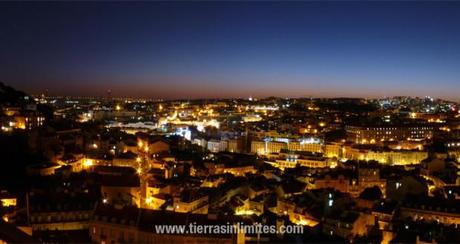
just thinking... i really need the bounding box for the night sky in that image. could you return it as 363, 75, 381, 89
1, 2, 460, 100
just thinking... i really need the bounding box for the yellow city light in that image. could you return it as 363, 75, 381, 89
84, 159, 94, 167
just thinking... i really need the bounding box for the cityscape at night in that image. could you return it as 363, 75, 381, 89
1, 1, 460, 243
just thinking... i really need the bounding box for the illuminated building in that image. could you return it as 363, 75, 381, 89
135, 136, 170, 155
324, 143, 342, 158
145, 193, 169, 210
346, 124, 434, 144
201, 175, 225, 188
222, 165, 257, 176
365, 150, 428, 165
207, 139, 228, 153
287, 140, 322, 153
445, 140, 460, 161
387, 141, 424, 151
0, 191, 16, 207
158, 112, 220, 131
147, 138, 170, 154
242, 114, 263, 122
266, 150, 330, 169
276, 199, 319, 227
252, 137, 343, 163
227, 138, 244, 153
251, 140, 287, 155
171, 126, 192, 141
13, 114, 45, 130
192, 137, 207, 148
344, 146, 428, 165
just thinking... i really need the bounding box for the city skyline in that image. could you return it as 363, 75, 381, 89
2, 2, 460, 242
1, 2, 460, 100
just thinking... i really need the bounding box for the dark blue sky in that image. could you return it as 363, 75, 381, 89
1, 2, 460, 100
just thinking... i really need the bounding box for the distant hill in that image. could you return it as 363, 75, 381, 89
0, 82, 29, 106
